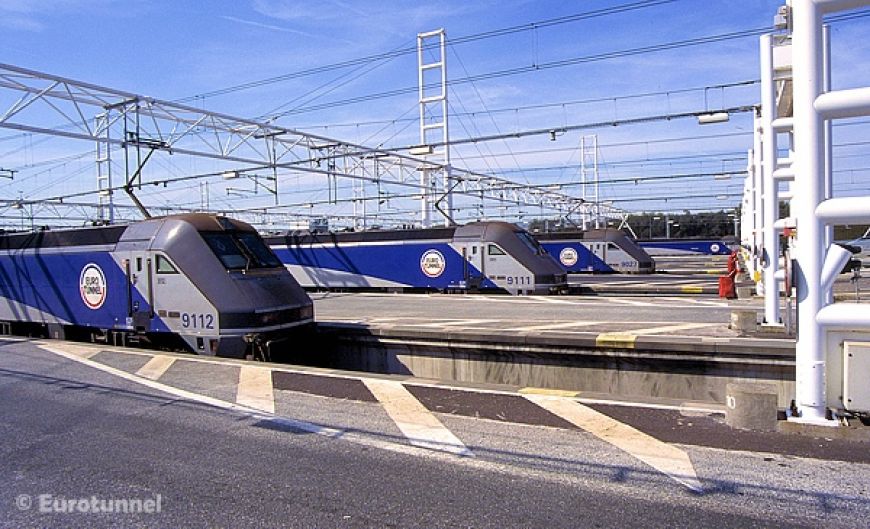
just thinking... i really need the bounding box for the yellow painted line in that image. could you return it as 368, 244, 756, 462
680, 286, 705, 294
705, 269, 726, 275
236, 366, 275, 414
135, 355, 176, 381
524, 394, 703, 492
363, 379, 472, 457
518, 387, 580, 398
595, 333, 637, 348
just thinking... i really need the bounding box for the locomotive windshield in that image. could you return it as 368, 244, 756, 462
202, 231, 283, 270
515, 231, 546, 255
236, 232, 283, 268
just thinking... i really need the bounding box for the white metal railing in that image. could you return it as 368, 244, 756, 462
792, 0, 870, 424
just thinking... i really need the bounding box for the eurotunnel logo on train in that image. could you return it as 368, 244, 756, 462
559, 247, 579, 267
710, 243, 721, 254
420, 249, 446, 278
79, 263, 107, 310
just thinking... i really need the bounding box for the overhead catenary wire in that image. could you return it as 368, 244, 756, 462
176, 0, 678, 103
265, 10, 870, 118
293, 79, 761, 131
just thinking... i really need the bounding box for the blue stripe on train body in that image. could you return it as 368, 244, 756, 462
538, 242, 614, 273
639, 240, 731, 256
272, 241, 497, 290
0, 248, 168, 333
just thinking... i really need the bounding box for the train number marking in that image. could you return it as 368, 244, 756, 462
181, 313, 215, 330
80, 263, 107, 310
559, 247, 579, 267
506, 276, 531, 285
420, 249, 446, 278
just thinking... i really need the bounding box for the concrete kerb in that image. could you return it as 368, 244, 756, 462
315, 322, 798, 407
317, 322, 795, 358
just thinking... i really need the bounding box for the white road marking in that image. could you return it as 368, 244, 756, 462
625, 322, 717, 335
38, 342, 343, 437
53, 343, 101, 359
533, 296, 583, 305
134, 355, 176, 380
624, 323, 722, 335
37, 342, 490, 466
236, 365, 275, 414
605, 298, 656, 307
36, 341, 724, 493
662, 297, 727, 307
509, 321, 607, 332
414, 319, 500, 328
524, 394, 703, 492
64, 344, 727, 415
363, 378, 473, 457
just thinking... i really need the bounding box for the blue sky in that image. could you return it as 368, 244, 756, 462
0, 0, 868, 229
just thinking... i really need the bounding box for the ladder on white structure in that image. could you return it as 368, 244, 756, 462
417, 29, 452, 227
94, 112, 113, 223
579, 135, 600, 230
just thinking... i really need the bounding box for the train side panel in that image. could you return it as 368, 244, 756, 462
270, 240, 495, 292
539, 241, 612, 273
640, 240, 732, 256
0, 248, 136, 330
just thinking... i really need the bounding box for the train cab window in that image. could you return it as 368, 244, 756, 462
202, 233, 248, 270
235, 232, 282, 268
203, 231, 283, 270
515, 231, 545, 255
488, 244, 506, 256
607, 243, 618, 250
155, 254, 179, 274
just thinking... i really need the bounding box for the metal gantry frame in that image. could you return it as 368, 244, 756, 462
0, 63, 614, 228
790, 0, 870, 424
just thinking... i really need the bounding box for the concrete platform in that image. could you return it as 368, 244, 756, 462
308, 292, 798, 407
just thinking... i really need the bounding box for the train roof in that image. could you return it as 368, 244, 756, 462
0, 214, 256, 250
0, 225, 127, 250
158, 213, 258, 233
533, 228, 628, 242
263, 221, 525, 245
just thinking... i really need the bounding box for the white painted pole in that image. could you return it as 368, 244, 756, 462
416, 34, 430, 228
440, 31, 452, 227
761, 34, 782, 325
792, 0, 830, 423
822, 24, 835, 305
594, 135, 600, 229
744, 149, 756, 249
752, 114, 765, 291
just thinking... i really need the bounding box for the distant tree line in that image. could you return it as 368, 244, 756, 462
528, 208, 869, 242
528, 210, 738, 240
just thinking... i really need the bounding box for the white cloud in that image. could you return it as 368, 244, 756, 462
0, 0, 117, 32
220, 15, 317, 37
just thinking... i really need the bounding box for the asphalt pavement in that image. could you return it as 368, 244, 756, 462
2, 339, 869, 528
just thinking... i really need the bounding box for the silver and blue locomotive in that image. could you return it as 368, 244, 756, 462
536, 228, 655, 274
0, 214, 313, 358
265, 221, 567, 295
